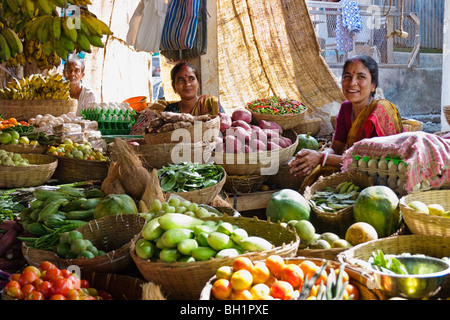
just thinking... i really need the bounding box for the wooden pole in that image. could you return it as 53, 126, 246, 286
442, 0, 450, 131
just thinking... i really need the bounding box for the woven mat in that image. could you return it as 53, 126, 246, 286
341, 131, 450, 192
216, 0, 345, 113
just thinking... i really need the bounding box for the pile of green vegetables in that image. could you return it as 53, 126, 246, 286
246, 96, 307, 115
371, 250, 408, 275
157, 162, 225, 193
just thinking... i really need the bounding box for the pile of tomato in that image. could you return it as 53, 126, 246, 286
3, 261, 113, 300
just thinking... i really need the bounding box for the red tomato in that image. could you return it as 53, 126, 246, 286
49, 294, 66, 300
43, 268, 62, 282
98, 290, 113, 300
80, 279, 90, 289
22, 266, 41, 278
60, 269, 72, 278
6, 287, 23, 300
26, 291, 45, 300
37, 280, 53, 299
39, 261, 57, 272
32, 278, 43, 288
65, 289, 81, 300
10, 273, 21, 282
5, 280, 21, 291
19, 271, 39, 287
21, 284, 36, 295
51, 278, 72, 296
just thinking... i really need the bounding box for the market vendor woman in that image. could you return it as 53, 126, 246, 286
164, 62, 224, 115
289, 55, 404, 177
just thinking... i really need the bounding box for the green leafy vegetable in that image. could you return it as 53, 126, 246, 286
371, 250, 409, 275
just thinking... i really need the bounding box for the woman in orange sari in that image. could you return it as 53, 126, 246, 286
289, 55, 403, 177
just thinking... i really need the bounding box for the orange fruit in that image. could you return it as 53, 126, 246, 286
265, 255, 285, 278
232, 256, 254, 273
251, 262, 270, 284
299, 260, 318, 281
345, 283, 360, 300
233, 289, 253, 300
345, 222, 378, 246
270, 280, 294, 300
281, 263, 304, 289
212, 279, 233, 300
264, 275, 277, 287
315, 269, 327, 286
230, 269, 253, 291
249, 283, 271, 300
216, 266, 233, 280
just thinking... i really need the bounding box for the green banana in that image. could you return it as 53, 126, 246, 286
37, 16, 53, 43
79, 21, 91, 36
87, 34, 104, 48
76, 32, 91, 52
60, 33, 75, 52
94, 17, 113, 35
1, 28, 23, 57
51, 0, 66, 7
37, 0, 53, 15
0, 34, 12, 63
339, 182, 352, 194
62, 16, 78, 42
334, 182, 347, 194
346, 183, 355, 193
81, 14, 102, 37
26, 15, 48, 40
23, 0, 35, 19
42, 39, 54, 56
52, 16, 62, 40
6, 0, 20, 13
54, 38, 69, 60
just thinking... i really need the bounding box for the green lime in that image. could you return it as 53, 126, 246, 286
78, 251, 95, 259
86, 245, 99, 256
71, 238, 88, 255
56, 241, 71, 257
67, 230, 83, 244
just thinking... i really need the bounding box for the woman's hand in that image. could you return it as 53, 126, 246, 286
288, 149, 322, 177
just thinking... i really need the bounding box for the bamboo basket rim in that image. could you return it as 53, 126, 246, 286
200, 256, 384, 300
0, 98, 78, 121
399, 189, 450, 237
0, 143, 47, 154
22, 214, 146, 273
212, 129, 298, 176
223, 174, 268, 194
130, 215, 299, 299
248, 107, 308, 130
143, 115, 220, 145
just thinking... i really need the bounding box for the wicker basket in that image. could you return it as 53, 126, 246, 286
293, 118, 322, 136
223, 174, 267, 194
199, 256, 384, 300
0, 143, 47, 154
402, 118, 423, 132
213, 129, 298, 175
337, 234, 450, 296
445, 105, 450, 126
22, 214, 146, 273
0, 99, 78, 121
249, 108, 308, 130
51, 156, 110, 183
298, 164, 340, 194
130, 215, 299, 300
135, 140, 215, 170
303, 171, 375, 237
143, 115, 220, 145
166, 171, 227, 205
399, 189, 450, 237
0, 154, 58, 188
296, 247, 350, 261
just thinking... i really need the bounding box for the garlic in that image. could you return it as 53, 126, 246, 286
28, 118, 36, 125
38, 121, 47, 127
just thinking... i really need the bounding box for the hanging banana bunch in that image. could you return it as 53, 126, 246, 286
0, 25, 24, 64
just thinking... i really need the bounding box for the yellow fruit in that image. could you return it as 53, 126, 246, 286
427, 204, 445, 216
216, 266, 233, 280
230, 269, 253, 291
251, 261, 270, 284
211, 279, 232, 300
249, 283, 270, 300
345, 222, 378, 246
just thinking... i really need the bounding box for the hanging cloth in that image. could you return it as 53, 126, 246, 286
159, 0, 200, 51
130, 0, 167, 53
336, 0, 363, 52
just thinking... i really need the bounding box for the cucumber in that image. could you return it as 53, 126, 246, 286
61, 198, 87, 212
239, 236, 273, 252
34, 189, 60, 201
178, 256, 195, 263
158, 213, 204, 231
195, 232, 209, 247
64, 208, 95, 220
193, 224, 217, 237
142, 217, 164, 241
207, 232, 234, 251
177, 238, 199, 256
155, 237, 168, 250
80, 198, 103, 210
30, 209, 41, 221
30, 200, 45, 210
160, 228, 194, 248
85, 188, 105, 199
159, 248, 181, 262
215, 248, 241, 259
191, 246, 217, 261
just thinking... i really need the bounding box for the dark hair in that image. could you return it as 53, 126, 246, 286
170, 62, 199, 91
342, 55, 378, 96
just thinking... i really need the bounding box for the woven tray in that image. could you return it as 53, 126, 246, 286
303, 171, 375, 237
223, 174, 267, 194
399, 189, 450, 237
130, 215, 299, 300
293, 118, 322, 136
135, 140, 215, 170
51, 156, 110, 183
22, 214, 146, 273
166, 171, 227, 205
0, 154, 58, 188
445, 105, 450, 127
248, 107, 308, 130
0, 99, 78, 121
0, 144, 47, 154
199, 256, 384, 300
143, 115, 220, 145
213, 129, 298, 175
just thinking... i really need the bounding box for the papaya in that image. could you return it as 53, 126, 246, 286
266, 189, 311, 222
353, 186, 401, 238
295, 133, 319, 153
93, 194, 138, 219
